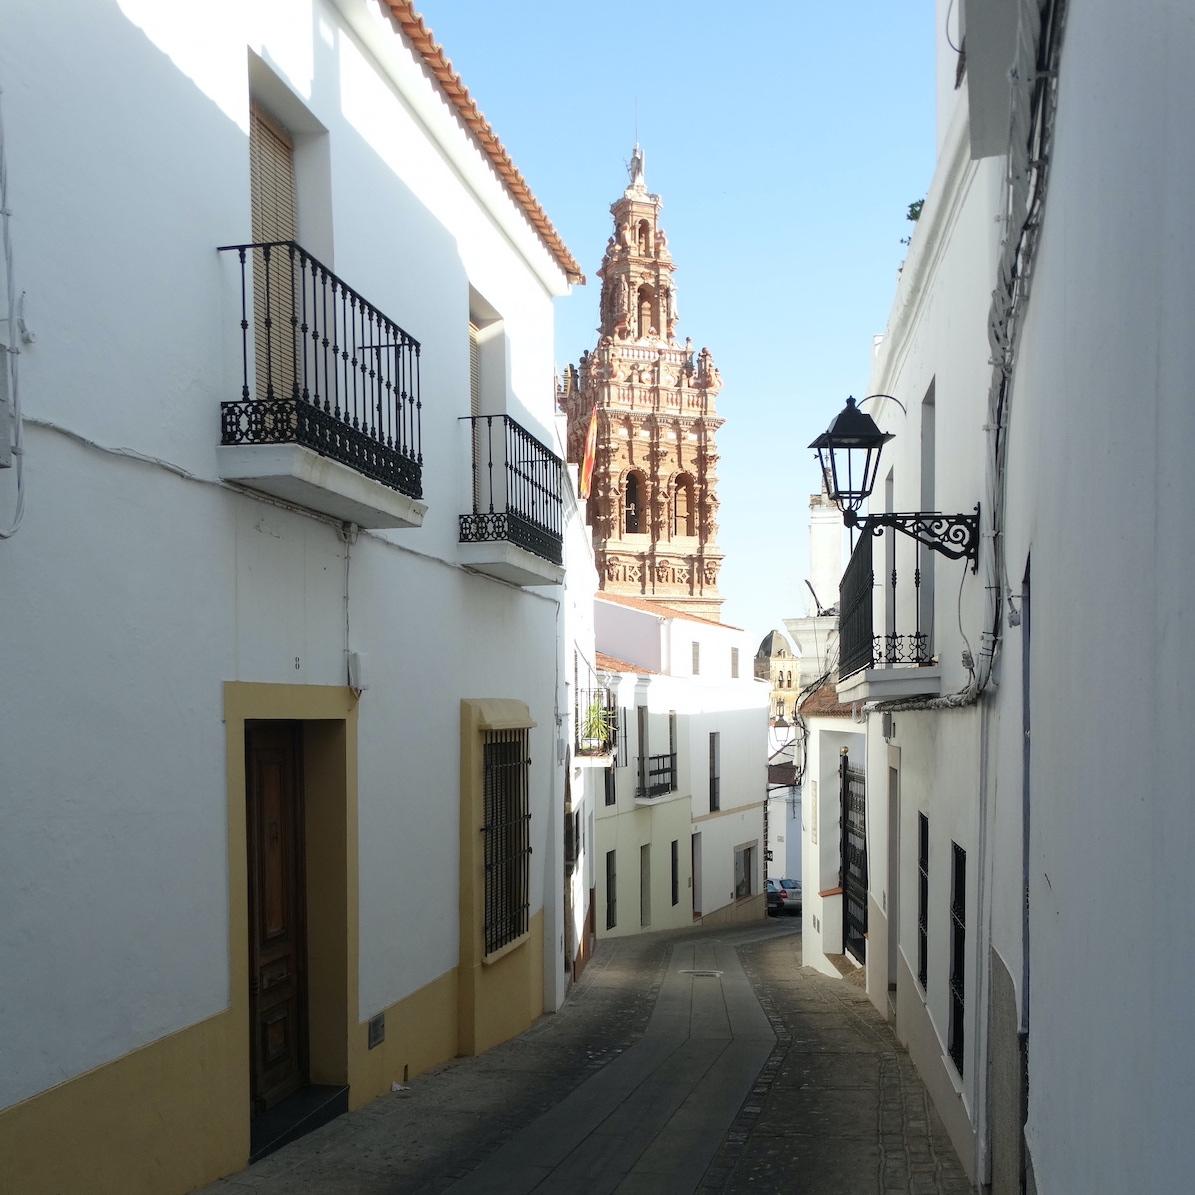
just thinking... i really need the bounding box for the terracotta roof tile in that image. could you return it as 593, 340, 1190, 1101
596, 592, 744, 631
595, 651, 657, 676
798, 677, 855, 719
382, 3, 584, 284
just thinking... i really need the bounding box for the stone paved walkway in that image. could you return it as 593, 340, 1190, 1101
204, 922, 971, 1193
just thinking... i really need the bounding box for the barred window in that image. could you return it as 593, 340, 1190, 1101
949, 842, 967, 1074
605, 849, 617, 929
917, 813, 929, 989
482, 728, 531, 955
709, 731, 721, 812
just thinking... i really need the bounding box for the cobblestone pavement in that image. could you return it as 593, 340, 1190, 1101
703, 930, 973, 1194
204, 922, 972, 1193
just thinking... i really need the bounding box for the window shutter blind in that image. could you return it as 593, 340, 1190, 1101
468, 323, 481, 417
249, 106, 298, 402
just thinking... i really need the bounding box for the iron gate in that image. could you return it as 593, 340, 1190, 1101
840, 753, 868, 964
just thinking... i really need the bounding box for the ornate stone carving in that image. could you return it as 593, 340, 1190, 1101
560, 151, 724, 620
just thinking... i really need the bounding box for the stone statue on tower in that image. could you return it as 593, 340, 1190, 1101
627, 143, 646, 189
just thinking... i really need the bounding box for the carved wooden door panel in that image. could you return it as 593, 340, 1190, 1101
246, 721, 307, 1112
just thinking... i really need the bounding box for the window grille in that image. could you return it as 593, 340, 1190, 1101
709, 732, 721, 812
605, 849, 617, 929
640, 844, 651, 927
918, 813, 929, 988
949, 842, 966, 1074
482, 728, 531, 955
731, 647, 739, 679
692, 641, 700, 674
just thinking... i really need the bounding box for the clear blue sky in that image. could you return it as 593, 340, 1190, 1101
419, 1, 936, 645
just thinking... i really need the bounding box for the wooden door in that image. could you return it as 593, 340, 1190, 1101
246, 721, 307, 1112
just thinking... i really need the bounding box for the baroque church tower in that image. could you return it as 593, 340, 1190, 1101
559, 146, 725, 620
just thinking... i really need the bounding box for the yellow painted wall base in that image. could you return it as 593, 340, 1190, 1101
699, 892, 767, 928
0, 1010, 243, 1195
458, 910, 546, 1057
0, 963, 474, 1194
349, 967, 460, 1107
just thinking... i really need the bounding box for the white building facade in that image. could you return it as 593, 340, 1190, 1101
820, 1, 1195, 1190
593, 595, 769, 935
0, 3, 586, 1191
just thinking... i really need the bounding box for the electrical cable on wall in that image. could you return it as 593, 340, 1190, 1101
0, 85, 26, 539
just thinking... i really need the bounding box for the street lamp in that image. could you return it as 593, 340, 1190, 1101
809, 396, 892, 518
809, 395, 980, 572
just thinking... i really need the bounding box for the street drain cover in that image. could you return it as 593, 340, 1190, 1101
679, 969, 723, 977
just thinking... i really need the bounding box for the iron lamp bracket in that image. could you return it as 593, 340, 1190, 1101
844, 504, 981, 572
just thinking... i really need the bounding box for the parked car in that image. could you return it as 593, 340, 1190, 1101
766, 877, 802, 915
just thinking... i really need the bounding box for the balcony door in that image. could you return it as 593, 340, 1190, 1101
249, 105, 298, 403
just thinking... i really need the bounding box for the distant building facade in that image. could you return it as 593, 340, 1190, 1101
593, 595, 768, 934
755, 629, 801, 720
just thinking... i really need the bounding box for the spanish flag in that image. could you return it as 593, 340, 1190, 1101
579, 405, 598, 499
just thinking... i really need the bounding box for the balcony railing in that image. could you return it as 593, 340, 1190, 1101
575, 686, 617, 758
218, 241, 422, 499
839, 527, 932, 680
636, 752, 676, 799
460, 415, 563, 565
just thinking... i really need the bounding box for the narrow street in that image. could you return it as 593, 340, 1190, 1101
207, 923, 971, 1193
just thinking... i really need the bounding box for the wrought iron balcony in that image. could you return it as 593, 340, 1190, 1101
636, 752, 676, 800
837, 526, 941, 702
459, 415, 564, 585
217, 241, 425, 527
575, 686, 617, 761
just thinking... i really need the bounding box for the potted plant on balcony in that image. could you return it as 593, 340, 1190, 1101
579, 695, 613, 756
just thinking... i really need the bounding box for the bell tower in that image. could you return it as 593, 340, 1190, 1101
559, 146, 725, 621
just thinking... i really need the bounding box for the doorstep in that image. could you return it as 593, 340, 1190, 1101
249, 1084, 349, 1163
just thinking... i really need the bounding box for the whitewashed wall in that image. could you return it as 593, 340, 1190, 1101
593, 598, 666, 671
0, 0, 571, 1110
594, 607, 769, 930
553, 455, 602, 1009
995, 3, 1195, 1189
663, 617, 754, 681
799, 721, 863, 977
857, 1, 1195, 1187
